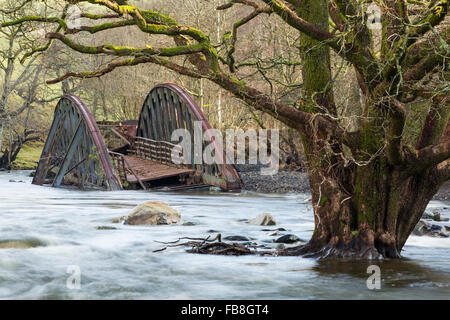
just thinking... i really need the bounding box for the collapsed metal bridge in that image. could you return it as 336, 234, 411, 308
32, 83, 242, 191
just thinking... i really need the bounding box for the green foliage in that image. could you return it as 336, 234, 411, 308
11, 142, 43, 170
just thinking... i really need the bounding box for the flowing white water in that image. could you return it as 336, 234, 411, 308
0, 171, 449, 299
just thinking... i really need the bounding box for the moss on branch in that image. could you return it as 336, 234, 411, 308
1, 16, 67, 30
46, 32, 206, 58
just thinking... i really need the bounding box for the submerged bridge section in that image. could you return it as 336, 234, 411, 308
33, 84, 241, 191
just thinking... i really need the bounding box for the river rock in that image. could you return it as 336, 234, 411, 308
0, 239, 44, 249
122, 201, 181, 226
422, 212, 434, 219
224, 236, 250, 242
413, 220, 449, 237
432, 210, 449, 222
248, 213, 276, 226
112, 217, 125, 223
96, 226, 117, 230
274, 234, 302, 244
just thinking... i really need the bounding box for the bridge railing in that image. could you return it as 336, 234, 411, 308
109, 151, 147, 190
133, 136, 184, 167
132, 136, 226, 187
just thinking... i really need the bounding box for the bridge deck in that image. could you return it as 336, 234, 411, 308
124, 155, 195, 184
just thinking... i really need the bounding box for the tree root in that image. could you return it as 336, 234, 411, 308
153, 234, 399, 259
280, 243, 387, 259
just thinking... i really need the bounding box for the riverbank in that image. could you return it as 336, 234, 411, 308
237, 165, 310, 194
8, 142, 43, 170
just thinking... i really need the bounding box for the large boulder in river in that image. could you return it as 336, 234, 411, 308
123, 201, 181, 226
248, 213, 276, 226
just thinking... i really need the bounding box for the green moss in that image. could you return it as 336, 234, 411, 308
159, 43, 204, 57
357, 211, 365, 224
148, 25, 168, 33
11, 142, 44, 170
118, 5, 136, 14
89, 20, 135, 33
140, 10, 177, 25
351, 230, 360, 236
296, 0, 334, 114
319, 195, 328, 206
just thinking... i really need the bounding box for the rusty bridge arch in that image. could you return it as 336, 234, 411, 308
32, 95, 121, 190
136, 83, 242, 191
33, 84, 242, 191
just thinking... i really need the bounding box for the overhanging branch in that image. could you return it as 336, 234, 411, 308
46, 32, 206, 57
46, 56, 203, 84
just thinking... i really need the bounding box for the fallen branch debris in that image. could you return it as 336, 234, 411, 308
153, 234, 282, 256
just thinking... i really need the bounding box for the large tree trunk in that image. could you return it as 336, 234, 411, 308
286, 157, 443, 259
281, 0, 447, 259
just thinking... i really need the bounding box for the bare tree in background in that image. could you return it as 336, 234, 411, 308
0, 20, 44, 168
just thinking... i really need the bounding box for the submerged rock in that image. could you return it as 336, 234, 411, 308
423, 210, 450, 222
120, 201, 181, 226
274, 234, 302, 244
431, 210, 449, 222
112, 217, 125, 224
248, 213, 276, 226
422, 212, 434, 220
413, 220, 449, 238
182, 222, 197, 226
0, 239, 45, 249
96, 226, 117, 230
224, 236, 250, 242
8, 179, 25, 183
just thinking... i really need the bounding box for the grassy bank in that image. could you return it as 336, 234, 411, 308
11, 141, 44, 170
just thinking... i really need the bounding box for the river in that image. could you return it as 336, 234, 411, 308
0, 171, 449, 299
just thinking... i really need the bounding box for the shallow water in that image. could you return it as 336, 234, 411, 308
0, 171, 449, 299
